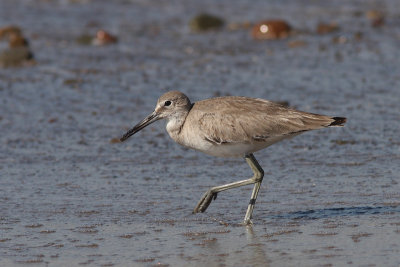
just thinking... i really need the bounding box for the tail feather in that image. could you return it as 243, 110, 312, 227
329, 117, 347, 126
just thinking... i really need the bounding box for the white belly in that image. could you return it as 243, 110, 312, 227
196, 142, 267, 158
175, 133, 291, 158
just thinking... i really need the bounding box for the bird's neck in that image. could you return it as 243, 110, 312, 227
165, 109, 190, 139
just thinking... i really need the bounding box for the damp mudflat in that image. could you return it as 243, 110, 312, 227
1, 0, 399, 266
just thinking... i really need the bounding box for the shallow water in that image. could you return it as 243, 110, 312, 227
1, 0, 400, 266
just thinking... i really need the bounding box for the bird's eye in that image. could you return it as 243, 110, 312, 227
164, 100, 171, 106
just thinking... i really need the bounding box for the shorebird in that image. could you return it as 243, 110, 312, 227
120, 91, 346, 225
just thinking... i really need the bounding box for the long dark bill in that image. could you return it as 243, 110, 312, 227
120, 111, 160, 142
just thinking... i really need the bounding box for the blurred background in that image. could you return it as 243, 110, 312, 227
1, 0, 399, 266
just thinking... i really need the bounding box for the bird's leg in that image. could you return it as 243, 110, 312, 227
243, 153, 264, 225
193, 153, 264, 223
193, 178, 257, 213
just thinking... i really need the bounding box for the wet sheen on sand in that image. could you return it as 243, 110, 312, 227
1, 0, 400, 266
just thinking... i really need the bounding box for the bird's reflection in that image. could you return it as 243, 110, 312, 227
245, 225, 270, 267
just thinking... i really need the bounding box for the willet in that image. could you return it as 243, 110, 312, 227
120, 91, 346, 225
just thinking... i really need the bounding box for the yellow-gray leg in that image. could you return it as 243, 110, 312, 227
243, 154, 264, 225
193, 153, 264, 225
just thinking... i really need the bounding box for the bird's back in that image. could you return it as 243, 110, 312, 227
176, 96, 344, 157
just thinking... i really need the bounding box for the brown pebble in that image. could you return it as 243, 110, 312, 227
252, 20, 291, 40
110, 137, 121, 144
0, 26, 34, 67
332, 35, 348, 44
0, 26, 30, 49
8, 33, 29, 48
0, 47, 34, 67
48, 118, 58, 123
366, 10, 384, 27
92, 30, 118, 46
0, 25, 22, 40
316, 22, 339, 34
190, 13, 225, 32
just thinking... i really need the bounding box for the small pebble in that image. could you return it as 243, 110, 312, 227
189, 13, 224, 32
316, 22, 339, 35
251, 20, 291, 40
110, 138, 121, 144
366, 10, 384, 27
331, 35, 348, 44
92, 30, 118, 46
0, 25, 22, 40
0, 26, 34, 67
9, 33, 29, 48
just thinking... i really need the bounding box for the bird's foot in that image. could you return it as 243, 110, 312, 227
193, 190, 218, 213
242, 218, 253, 226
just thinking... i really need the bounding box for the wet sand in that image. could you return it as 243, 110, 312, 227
1, 0, 400, 266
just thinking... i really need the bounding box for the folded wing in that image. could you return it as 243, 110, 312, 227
192, 96, 342, 145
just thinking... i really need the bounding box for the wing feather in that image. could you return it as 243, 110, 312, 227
190, 96, 334, 145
